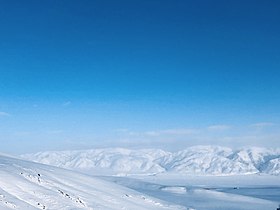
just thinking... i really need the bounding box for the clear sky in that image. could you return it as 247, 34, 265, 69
1, 0, 280, 154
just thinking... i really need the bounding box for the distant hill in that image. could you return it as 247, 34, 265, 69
22, 146, 280, 176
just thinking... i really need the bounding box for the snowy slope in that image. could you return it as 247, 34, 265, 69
22, 146, 280, 176
0, 154, 185, 210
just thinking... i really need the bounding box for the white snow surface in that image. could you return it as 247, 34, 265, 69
22, 146, 280, 176
2, 147, 280, 210
0, 154, 185, 210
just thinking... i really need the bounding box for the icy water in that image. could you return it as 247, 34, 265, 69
101, 175, 280, 210
215, 186, 280, 202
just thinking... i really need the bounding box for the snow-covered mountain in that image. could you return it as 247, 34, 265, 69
0, 154, 185, 210
23, 148, 169, 176
22, 146, 280, 176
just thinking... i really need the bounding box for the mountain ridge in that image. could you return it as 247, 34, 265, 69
22, 146, 280, 176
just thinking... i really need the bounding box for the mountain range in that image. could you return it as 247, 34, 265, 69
22, 146, 280, 176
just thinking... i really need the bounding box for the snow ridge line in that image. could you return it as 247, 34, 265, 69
21, 146, 280, 176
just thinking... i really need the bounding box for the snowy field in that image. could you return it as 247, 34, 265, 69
1, 146, 280, 209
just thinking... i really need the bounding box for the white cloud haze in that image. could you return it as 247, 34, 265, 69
207, 125, 231, 131
250, 122, 275, 128
0, 111, 10, 117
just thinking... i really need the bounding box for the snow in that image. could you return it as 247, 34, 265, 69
0, 154, 185, 210
22, 146, 280, 176
2, 146, 280, 210
22, 148, 169, 176
160, 186, 187, 194
263, 157, 280, 175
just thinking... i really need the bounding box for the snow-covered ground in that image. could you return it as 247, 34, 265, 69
0, 154, 185, 210
1, 146, 280, 209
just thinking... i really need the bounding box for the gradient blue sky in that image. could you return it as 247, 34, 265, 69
1, 0, 280, 154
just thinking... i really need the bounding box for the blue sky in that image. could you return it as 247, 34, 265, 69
1, 0, 280, 154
